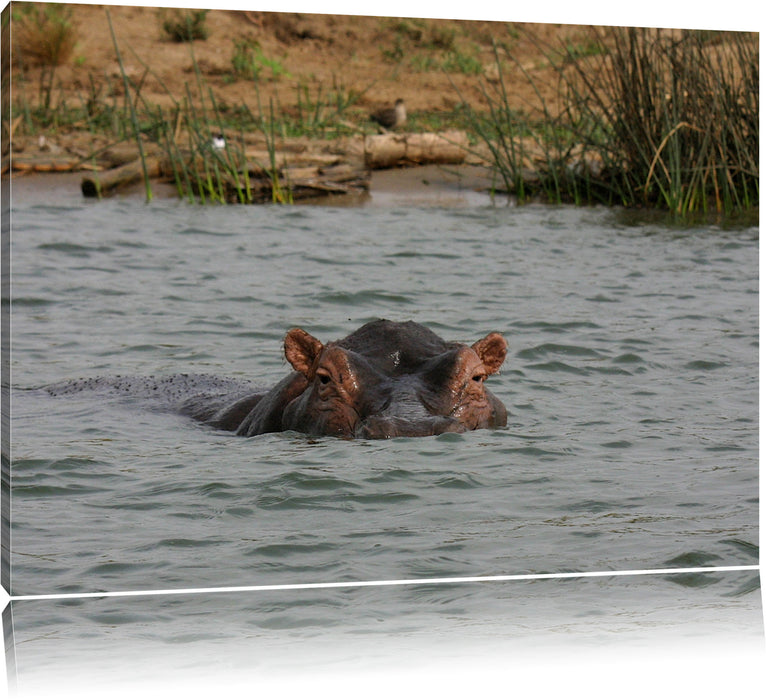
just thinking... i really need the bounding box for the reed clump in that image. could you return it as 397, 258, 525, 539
231, 38, 288, 82
12, 3, 77, 115
12, 2, 76, 67
94, 9, 307, 204
461, 28, 759, 218
158, 8, 210, 42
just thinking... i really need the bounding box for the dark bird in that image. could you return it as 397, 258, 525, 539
370, 99, 407, 131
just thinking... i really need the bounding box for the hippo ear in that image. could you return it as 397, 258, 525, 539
471, 332, 507, 375
284, 328, 324, 378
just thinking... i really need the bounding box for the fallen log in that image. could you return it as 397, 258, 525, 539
219, 162, 371, 203
81, 156, 162, 197
10, 154, 83, 172
364, 130, 468, 169
244, 150, 342, 174
100, 143, 156, 168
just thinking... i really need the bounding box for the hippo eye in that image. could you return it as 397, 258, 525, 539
472, 374, 486, 383
316, 370, 332, 385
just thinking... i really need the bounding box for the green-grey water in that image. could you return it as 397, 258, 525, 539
5, 190, 760, 695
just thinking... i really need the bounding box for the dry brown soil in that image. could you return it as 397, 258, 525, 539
11, 5, 597, 138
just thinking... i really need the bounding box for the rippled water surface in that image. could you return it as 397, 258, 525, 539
9, 197, 758, 595
6, 193, 760, 692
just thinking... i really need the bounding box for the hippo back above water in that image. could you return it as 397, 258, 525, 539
47, 320, 508, 439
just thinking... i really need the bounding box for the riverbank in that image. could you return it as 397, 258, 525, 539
5, 6, 759, 215
7, 160, 504, 208
7, 6, 568, 203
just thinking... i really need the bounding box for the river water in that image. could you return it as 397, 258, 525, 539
5, 181, 761, 694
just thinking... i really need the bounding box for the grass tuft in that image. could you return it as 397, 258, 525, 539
159, 8, 209, 42
13, 3, 76, 67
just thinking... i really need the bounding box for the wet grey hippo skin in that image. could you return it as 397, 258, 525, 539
46, 320, 508, 439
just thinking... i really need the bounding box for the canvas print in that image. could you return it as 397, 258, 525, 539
0, 1, 762, 695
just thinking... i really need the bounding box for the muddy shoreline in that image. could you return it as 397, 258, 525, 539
6, 161, 505, 208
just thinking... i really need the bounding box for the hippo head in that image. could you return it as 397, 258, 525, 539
278, 320, 507, 439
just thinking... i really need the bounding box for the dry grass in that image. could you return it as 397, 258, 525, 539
13, 3, 76, 67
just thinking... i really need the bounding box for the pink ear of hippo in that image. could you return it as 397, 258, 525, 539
471, 332, 507, 375
284, 328, 324, 379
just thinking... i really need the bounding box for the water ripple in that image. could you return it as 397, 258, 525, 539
9, 202, 758, 595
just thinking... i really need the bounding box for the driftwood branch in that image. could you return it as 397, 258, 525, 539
9, 154, 82, 173
81, 156, 161, 197
222, 162, 371, 203
364, 130, 468, 169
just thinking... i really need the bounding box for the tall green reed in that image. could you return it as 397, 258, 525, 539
103, 12, 292, 205
563, 28, 758, 216
456, 28, 758, 218
106, 10, 153, 202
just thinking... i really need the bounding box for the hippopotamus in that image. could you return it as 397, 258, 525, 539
46, 320, 508, 439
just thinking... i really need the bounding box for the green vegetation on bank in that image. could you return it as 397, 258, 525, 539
7, 8, 759, 218
456, 27, 758, 218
